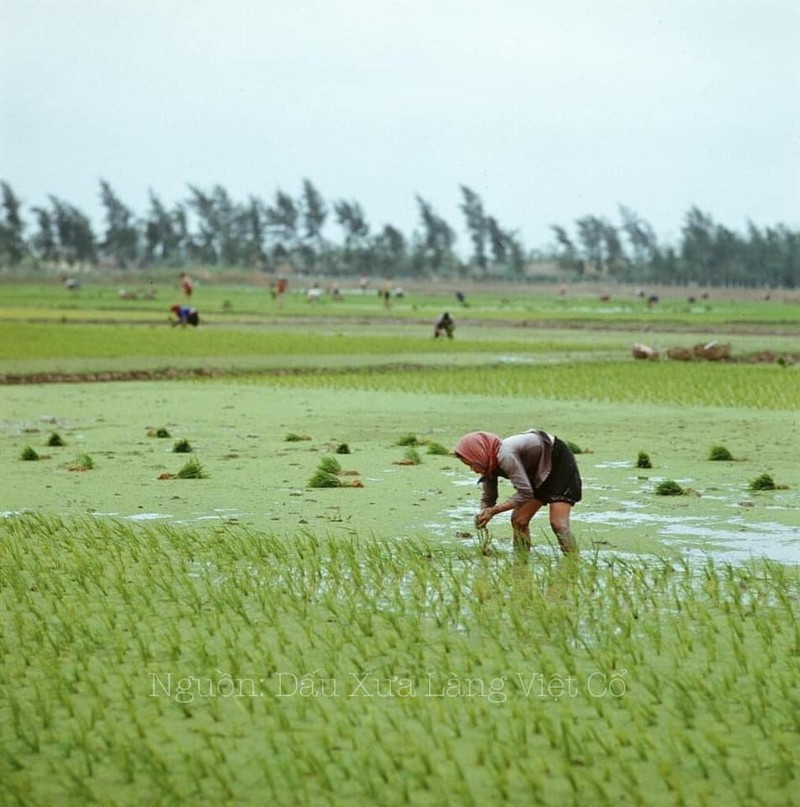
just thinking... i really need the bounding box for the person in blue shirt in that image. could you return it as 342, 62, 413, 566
170, 305, 199, 327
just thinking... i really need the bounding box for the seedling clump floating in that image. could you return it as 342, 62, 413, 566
308, 455, 362, 488
708, 445, 734, 461
148, 426, 171, 438
20, 445, 40, 461
177, 456, 208, 479
318, 456, 342, 475
172, 438, 193, 453
426, 441, 451, 456
46, 432, 66, 447
68, 453, 94, 471
396, 433, 419, 446
285, 432, 312, 442
396, 446, 422, 466
308, 468, 343, 488
636, 451, 652, 469
749, 472, 776, 491
655, 479, 684, 496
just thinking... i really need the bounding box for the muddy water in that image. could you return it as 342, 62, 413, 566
2, 381, 798, 562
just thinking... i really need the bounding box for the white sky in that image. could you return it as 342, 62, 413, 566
2, 0, 798, 251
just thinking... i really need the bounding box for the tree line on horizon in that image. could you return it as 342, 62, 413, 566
0, 179, 797, 287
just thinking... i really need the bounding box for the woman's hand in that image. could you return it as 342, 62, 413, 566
475, 507, 495, 529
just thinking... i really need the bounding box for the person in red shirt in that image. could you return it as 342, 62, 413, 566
180, 273, 194, 297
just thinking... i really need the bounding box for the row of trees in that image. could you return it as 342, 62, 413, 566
1, 179, 798, 287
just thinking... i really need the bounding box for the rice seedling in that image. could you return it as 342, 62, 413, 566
285, 432, 312, 442
172, 438, 193, 453
396, 433, 419, 446
748, 472, 776, 491
148, 427, 171, 438
636, 451, 652, 469
426, 441, 451, 456
566, 440, 585, 454
334, 443, 350, 454
476, 526, 496, 556
655, 480, 684, 496
20, 445, 40, 461
177, 456, 208, 479
318, 456, 342, 475
399, 446, 422, 465
46, 432, 66, 447
307, 456, 362, 488
68, 453, 94, 471
708, 445, 734, 461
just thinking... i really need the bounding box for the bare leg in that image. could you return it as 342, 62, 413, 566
548, 501, 576, 554
510, 500, 543, 551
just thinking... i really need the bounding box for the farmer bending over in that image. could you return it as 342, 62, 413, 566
454, 429, 581, 553
170, 304, 200, 327
434, 312, 455, 339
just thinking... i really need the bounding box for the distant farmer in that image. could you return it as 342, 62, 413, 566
170, 304, 199, 327
454, 429, 582, 554
180, 273, 194, 297
272, 276, 289, 308
434, 311, 455, 339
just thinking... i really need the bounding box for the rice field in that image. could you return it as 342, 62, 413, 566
1, 279, 799, 804
1, 516, 799, 805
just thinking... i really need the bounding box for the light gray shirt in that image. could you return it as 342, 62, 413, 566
480, 430, 554, 509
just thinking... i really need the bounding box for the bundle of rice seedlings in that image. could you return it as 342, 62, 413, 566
173, 439, 193, 453
566, 440, 584, 455
68, 453, 94, 471
334, 443, 350, 454
47, 432, 66, 447
426, 441, 450, 456
477, 527, 496, 556
308, 468, 343, 488
655, 480, 684, 496
147, 427, 171, 438
708, 445, 734, 461
749, 473, 776, 491
318, 456, 342, 475
394, 446, 422, 466
177, 457, 208, 479
403, 446, 422, 465
20, 445, 40, 461
308, 455, 362, 488
396, 433, 419, 446
636, 451, 652, 469
285, 433, 312, 442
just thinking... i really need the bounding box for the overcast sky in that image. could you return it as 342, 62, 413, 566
2, 0, 798, 251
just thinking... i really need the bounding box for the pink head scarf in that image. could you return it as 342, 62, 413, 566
454, 431, 502, 474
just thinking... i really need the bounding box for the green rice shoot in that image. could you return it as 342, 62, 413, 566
318, 456, 343, 475
396, 433, 419, 446
708, 445, 734, 461
308, 468, 343, 488
177, 456, 207, 479
749, 472, 776, 491
655, 479, 684, 496
403, 446, 422, 465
